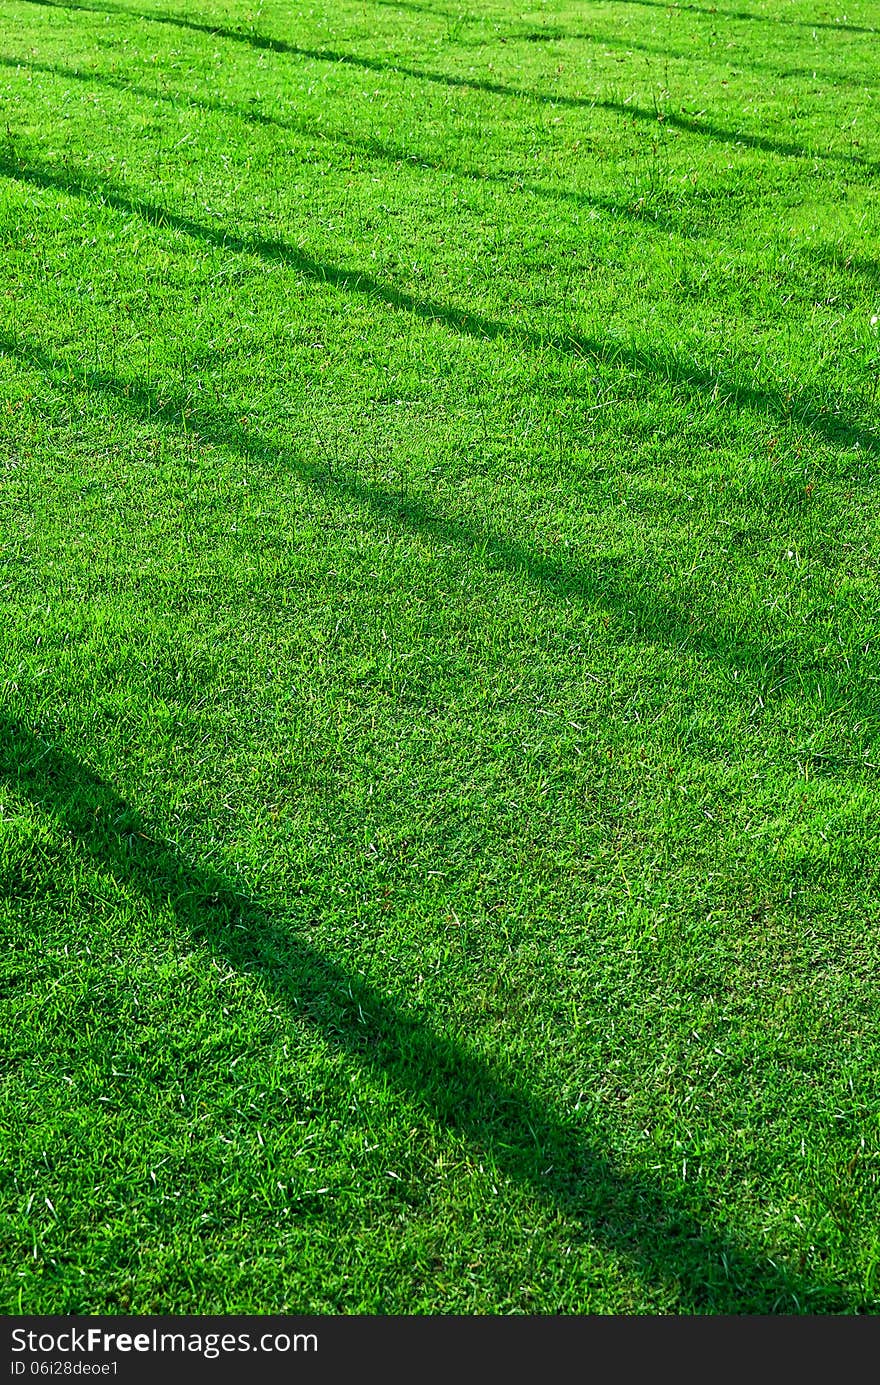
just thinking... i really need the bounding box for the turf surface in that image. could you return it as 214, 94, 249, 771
1, 0, 879, 1314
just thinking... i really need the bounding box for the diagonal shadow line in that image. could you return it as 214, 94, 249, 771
0, 717, 853, 1312
26, 0, 874, 41
776, 66, 879, 91
2, 150, 877, 462
810, 245, 880, 288
11, 0, 876, 91
5, 327, 878, 740
611, 0, 878, 35
0, 54, 704, 238
9, 53, 872, 189
350, 0, 880, 40
499, 31, 880, 92
365, 0, 466, 16
12, 0, 876, 171
454, 17, 880, 93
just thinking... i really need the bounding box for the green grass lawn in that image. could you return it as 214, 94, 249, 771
1, 0, 879, 1314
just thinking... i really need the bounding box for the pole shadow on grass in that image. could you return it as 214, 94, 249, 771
366, 0, 472, 17
457, 22, 880, 94
14, 0, 877, 91
15, 0, 877, 172
485, 25, 864, 94
0, 716, 855, 1312
1, 151, 877, 463
809, 245, 880, 289
0, 54, 710, 240
362, 0, 879, 40
612, 0, 877, 35
9, 52, 872, 187
4, 326, 878, 742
